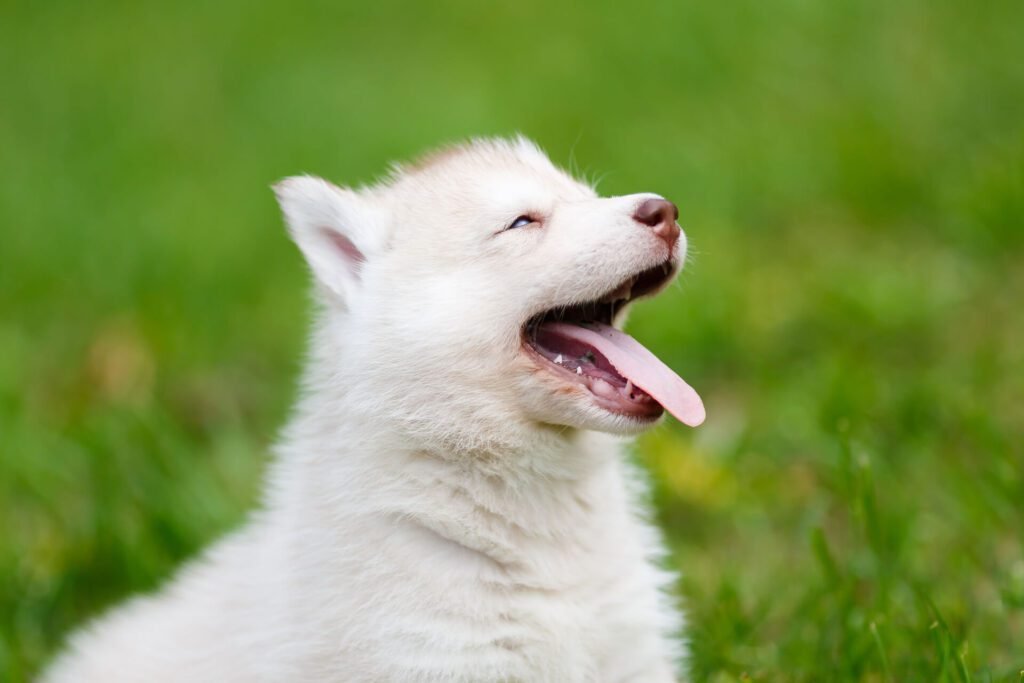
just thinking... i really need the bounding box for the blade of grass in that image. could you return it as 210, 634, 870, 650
870, 621, 893, 683
956, 641, 972, 683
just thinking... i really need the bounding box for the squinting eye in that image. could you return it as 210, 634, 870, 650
507, 215, 536, 230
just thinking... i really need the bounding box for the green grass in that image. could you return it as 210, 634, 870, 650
2, 0, 1022, 680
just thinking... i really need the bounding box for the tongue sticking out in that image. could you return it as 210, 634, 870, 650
540, 321, 705, 427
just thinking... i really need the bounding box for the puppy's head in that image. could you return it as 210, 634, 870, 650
275, 137, 703, 453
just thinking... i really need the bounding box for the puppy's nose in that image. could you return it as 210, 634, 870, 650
632, 198, 680, 252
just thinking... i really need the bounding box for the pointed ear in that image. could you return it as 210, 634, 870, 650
273, 176, 385, 304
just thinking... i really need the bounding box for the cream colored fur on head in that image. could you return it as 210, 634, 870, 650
43, 137, 689, 682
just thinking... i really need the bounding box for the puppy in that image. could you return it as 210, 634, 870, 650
44, 137, 705, 682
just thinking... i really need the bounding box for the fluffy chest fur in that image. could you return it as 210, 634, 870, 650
265, 428, 682, 681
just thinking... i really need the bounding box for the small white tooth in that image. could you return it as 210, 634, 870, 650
554, 354, 563, 364
625, 380, 633, 394
576, 366, 582, 375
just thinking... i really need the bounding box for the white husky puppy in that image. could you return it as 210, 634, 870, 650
44, 137, 705, 682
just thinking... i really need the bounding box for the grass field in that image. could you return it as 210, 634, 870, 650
2, 0, 1023, 680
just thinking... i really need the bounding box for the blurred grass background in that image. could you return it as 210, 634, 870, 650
2, 0, 1022, 680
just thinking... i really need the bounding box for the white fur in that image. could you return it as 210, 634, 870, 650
44, 137, 689, 682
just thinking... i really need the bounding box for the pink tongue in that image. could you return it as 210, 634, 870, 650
542, 322, 705, 427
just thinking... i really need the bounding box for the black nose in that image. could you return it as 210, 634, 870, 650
632, 198, 680, 251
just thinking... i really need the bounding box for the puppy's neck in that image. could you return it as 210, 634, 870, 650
279, 389, 616, 484
272, 405, 626, 575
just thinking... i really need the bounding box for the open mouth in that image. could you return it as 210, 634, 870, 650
523, 260, 705, 427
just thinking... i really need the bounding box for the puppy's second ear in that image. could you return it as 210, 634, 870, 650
273, 176, 386, 305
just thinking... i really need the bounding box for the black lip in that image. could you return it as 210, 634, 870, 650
626, 259, 676, 300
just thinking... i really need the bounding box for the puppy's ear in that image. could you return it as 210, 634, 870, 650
273, 176, 385, 304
